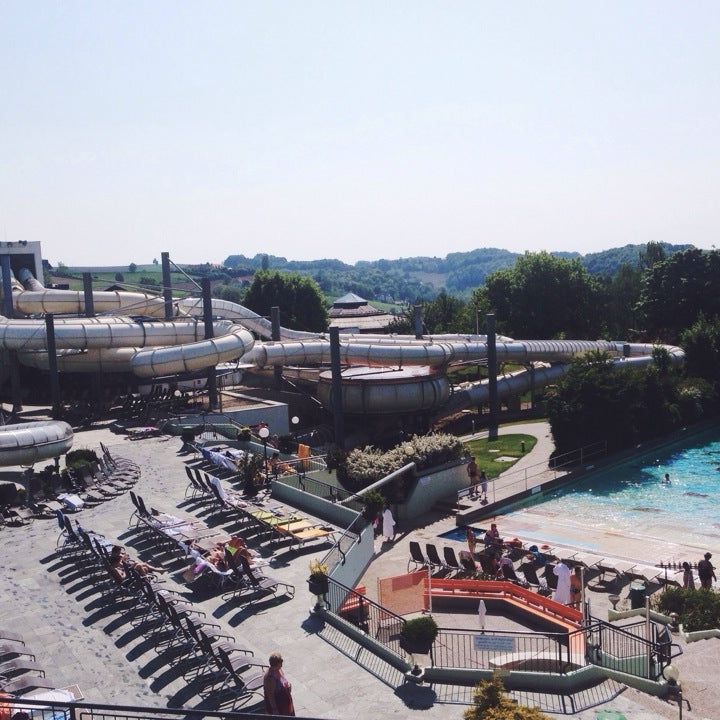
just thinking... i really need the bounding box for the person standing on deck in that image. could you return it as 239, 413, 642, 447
381, 505, 396, 543
698, 552, 716, 589
553, 560, 572, 605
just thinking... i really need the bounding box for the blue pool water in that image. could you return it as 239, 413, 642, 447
438, 525, 486, 542
522, 427, 720, 541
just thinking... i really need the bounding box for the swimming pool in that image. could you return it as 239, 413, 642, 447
513, 427, 720, 545
437, 525, 486, 543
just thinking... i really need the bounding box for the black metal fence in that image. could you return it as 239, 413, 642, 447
325, 578, 406, 660
323, 578, 680, 680
432, 627, 583, 674
1, 697, 328, 720
275, 471, 365, 514
586, 619, 680, 680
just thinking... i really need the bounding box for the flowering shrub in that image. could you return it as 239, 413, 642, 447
345, 434, 464, 487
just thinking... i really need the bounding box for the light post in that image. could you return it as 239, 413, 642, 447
291, 415, 300, 447
258, 426, 270, 484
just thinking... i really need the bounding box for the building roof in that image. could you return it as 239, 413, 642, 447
332, 292, 368, 307
328, 313, 395, 331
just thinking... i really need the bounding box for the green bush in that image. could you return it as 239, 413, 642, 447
237, 426, 252, 441
654, 586, 720, 632
345, 433, 463, 488
400, 615, 438, 646
65, 448, 98, 470
464, 675, 551, 719
362, 489, 386, 523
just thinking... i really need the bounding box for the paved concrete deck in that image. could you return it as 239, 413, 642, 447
1, 419, 718, 719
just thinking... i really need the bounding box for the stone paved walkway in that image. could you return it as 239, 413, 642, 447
1, 420, 718, 719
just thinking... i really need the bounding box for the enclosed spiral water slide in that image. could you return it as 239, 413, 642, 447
0, 251, 684, 462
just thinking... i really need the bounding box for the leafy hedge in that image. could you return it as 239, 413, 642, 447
653, 586, 720, 632
345, 434, 464, 487
65, 448, 98, 470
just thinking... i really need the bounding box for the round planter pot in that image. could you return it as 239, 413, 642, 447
399, 637, 433, 656
308, 576, 329, 596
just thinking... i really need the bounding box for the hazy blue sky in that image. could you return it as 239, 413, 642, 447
2, 2, 718, 266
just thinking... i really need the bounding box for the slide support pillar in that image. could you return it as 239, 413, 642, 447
82, 273, 95, 317
486, 313, 498, 440
45, 314, 62, 419
271, 306, 282, 389
414, 305, 423, 340
202, 278, 218, 410
161, 252, 173, 320
1, 254, 22, 413
329, 327, 345, 448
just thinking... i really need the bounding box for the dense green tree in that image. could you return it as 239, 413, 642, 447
128, 262, 137, 273
637, 249, 720, 342
212, 283, 244, 304
596, 263, 643, 338
243, 270, 328, 332
681, 314, 720, 385
114, 272, 124, 282
546, 351, 690, 453
482, 252, 601, 339
423, 291, 466, 334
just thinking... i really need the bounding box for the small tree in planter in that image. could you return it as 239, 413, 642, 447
400, 615, 439, 655
308, 559, 330, 610
362, 489, 386, 526
400, 615, 438, 679
236, 426, 252, 442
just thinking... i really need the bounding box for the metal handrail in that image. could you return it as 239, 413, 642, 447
458, 440, 607, 505
1, 696, 327, 720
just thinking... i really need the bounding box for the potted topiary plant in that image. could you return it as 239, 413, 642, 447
400, 615, 439, 656
308, 559, 330, 597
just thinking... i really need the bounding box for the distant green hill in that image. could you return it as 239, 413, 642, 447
223, 243, 692, 300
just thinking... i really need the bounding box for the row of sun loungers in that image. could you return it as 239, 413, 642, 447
184, 465, 337, 551
127, 496, 295, 602
1, 446, 140, 526
0, 630, 63, 697
409, 538, 673, 596
54, 516, 271, 707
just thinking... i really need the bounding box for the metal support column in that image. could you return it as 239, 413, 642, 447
161, 252, 173, 320
1, 254, 22, 413
82, 273, 95, 317
45, 314, 61, 419
201, 278, 218, 410
414, 305, 423, 340
329, 327, 345, 448
486, 313, 498, 440
271, 306, 282, 389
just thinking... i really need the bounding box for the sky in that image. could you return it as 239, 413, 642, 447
1, 2, 719, 267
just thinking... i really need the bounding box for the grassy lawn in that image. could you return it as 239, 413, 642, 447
464, 433, 537, 479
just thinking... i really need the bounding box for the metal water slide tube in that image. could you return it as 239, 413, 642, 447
445, 344, 685, 414
17, 268, 44, 291
0, 420, 73, 465
11, 289, 170, 318
14, 322, 255, 377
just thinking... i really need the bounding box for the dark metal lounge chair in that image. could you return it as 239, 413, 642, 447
443, 546, 462, 572
425, 544, 447, 570
408, 541, 429, 572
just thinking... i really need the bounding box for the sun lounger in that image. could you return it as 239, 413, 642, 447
408, 541, 429, 572
283, 526, 335, 549
443, 546, 462, 573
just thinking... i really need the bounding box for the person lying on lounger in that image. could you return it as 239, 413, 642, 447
183, 536, 265, 580
109, 545, 164, 582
